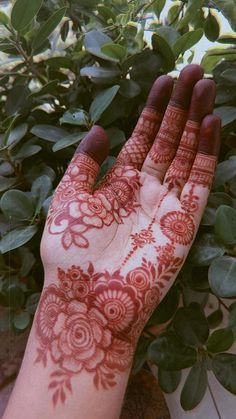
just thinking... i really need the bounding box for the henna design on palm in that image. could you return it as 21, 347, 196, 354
36, 252, 184, 405
38, 65, 221, 406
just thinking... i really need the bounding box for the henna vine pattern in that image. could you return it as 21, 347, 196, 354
47, 157, 141, 249
35, 247, 184, 406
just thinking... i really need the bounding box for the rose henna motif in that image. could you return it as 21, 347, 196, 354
35, 251, 188, 406
47, 158, 141, 250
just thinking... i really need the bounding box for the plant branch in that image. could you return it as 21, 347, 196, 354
217, 297, 230, 312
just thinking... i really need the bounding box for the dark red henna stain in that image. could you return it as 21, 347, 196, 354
76, 125, 110, 166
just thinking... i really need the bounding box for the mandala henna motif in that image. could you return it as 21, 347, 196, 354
160, 211, 195, 245
47, 162, 141, 250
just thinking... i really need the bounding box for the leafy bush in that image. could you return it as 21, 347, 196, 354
0, 0, 236, 411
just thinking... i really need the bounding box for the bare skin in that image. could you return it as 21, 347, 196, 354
3, 64, 221, 419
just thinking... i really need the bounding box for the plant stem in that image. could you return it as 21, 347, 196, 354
218, 297, 230, 312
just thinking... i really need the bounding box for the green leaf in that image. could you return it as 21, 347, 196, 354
80, 66, 121, 79
158, 369, 181, 393
215, 205, 236, 245
0, 11, 9, 26
148, 332, 197, 370
213, 0, 236, 31
156, 26, 180, 47
19, 246, 35, 276
222, 68, 236, 83
84, 30, 117, 62
101, 43, 127, 61
0, 225, 38, 254
118, 79, 141, 99
31, 124, 69, 142
229, 302, 236, 337
59, 109, 90, 126
11, 0, 43, 31
33, 7, 67, 50
44, 57, 73, 69
132, 336, 151, 374
1, 189, 35, 220
173, 29, 203, 58
173, 303, 209, 347
156, 0, 167, 17
29, 80, 58, 98
26, 293, 41, 315
207, 328, 234, 353
0, 310, 12, 332
5, 85, 31, 116
207, 309, 223, 329
14, 144, 42, 160
148, 285, 179, 325
13, 311, 31, 330
182, 288, 209, 308
214, 160, 236, 188
188, 232, 225, 266
6, 123, 28, 148
5, 284, 25, 309
60, 19, 69, 42
180, 362, 207, 411
52, 132, 87, 152
0, 177, 16, 192
89, 85, 120, 123
212, 353, 236, 394
204, 13, 220, 42
31, 175, 52, 214
218, 36, 236, 45
209, 256, 236, 297
214, 106, 236, 127
152, 33, 175, 72
96, 156, 116, 182
105, 126, 126, 149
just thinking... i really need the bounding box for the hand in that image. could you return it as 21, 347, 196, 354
37, 64, 221, 405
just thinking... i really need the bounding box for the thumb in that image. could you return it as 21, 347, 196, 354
65, 125, 110, 193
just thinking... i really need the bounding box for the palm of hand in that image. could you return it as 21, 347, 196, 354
37, 65, 220, 405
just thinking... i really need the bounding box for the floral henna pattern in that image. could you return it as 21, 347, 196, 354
48, 161, 141, 249
35, 248, 186, 406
